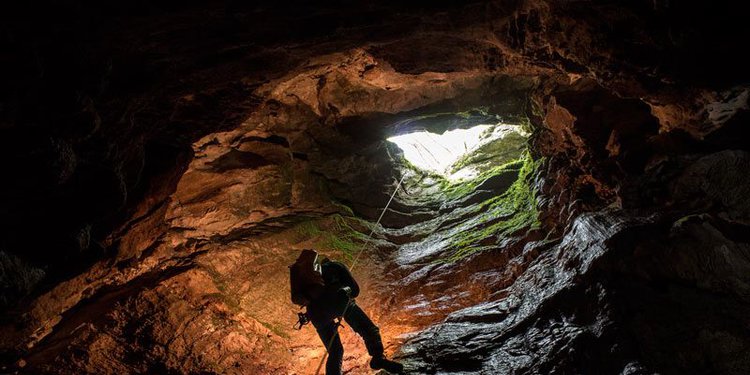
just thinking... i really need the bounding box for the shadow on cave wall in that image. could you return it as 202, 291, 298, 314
1, 0, 750, 374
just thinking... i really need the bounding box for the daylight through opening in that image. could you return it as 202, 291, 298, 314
387, 123, 528, 181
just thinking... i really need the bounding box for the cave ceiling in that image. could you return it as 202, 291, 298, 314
1, 1, 749, 374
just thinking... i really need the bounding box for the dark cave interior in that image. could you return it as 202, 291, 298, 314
1, 1, 750, 374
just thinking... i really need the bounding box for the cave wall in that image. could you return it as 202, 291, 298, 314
1, 0, 749, 374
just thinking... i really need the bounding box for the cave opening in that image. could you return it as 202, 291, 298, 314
156, 103, 543, 374
380, 113, 539, 264
4, 2, 750, 373
386, 122, 528, 181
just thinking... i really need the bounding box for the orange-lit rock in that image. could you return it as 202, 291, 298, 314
1, 1, 749, 374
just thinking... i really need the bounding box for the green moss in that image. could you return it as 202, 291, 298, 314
292, 215, 366, 261
439, 157, 524, 199
203, 267, 241, 312
385, 118, 539, 262
320, 214, 366, 261
518, 114, 535, 134
260, 320, 290, 339
444, 151, 543, 261
203, 267, 228, 293
321, 234, 359, 260
450, 130, 527, 173
295, 220, 322, 240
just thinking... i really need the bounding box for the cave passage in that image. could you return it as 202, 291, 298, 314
382, 116, 537, 265
207, 111, 541, 373
3, 2, 750, 373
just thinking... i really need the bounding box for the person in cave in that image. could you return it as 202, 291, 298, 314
305, 256, 404, 375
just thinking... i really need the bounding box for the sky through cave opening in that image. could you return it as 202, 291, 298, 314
387, 122, 529, 182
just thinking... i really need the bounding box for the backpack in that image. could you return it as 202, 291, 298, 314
289, 249, 325, 306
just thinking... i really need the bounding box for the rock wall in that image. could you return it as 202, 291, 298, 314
1, 1, 749, 374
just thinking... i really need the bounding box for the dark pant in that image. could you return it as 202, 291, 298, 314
310, 301, 384, 375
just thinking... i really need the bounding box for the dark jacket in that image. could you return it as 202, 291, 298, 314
321, 260, 360, 298
307, 260, 359, 322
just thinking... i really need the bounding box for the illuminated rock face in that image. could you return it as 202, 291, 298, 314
1, 1, 750, 374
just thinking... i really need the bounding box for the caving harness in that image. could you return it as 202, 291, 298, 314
293, 311, 310, 330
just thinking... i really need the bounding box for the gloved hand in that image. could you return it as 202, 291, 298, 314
337, 287, 352, 299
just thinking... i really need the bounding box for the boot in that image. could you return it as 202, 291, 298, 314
370, 356, 404, 374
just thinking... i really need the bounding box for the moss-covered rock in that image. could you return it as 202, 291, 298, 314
445, 151, 543, 261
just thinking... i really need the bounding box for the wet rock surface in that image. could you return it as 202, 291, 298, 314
1, 1, 750, 374
399, 150, 750, 374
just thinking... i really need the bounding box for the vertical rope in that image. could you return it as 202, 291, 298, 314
313, 173, 407, 375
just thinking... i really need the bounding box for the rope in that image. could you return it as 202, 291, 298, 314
349, 173, 407, 274
313, 173, 408, 375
